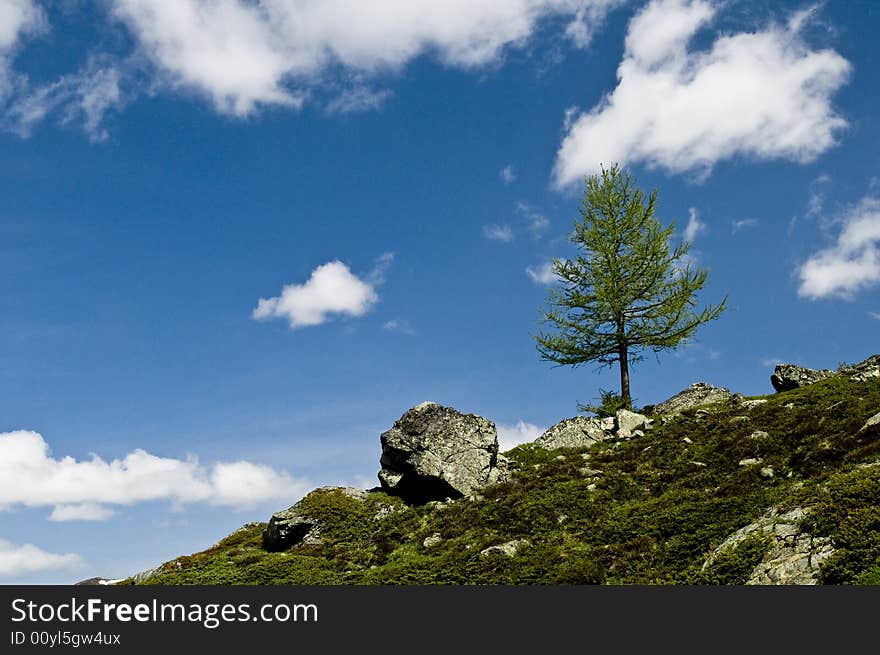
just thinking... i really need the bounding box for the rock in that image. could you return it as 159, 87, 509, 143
535, 416, 610, 450
682, 437, 693, 444
423, 533, 443, 549
771, 354, 880, 392
739, 458, 762, 466
647, 382, 732, 416
748, 430, 769, 440
378, 402, 506, 503
615, 409, 651, 438
760, 466, 775, 478
480, 539, 530, 557
858, 411, 880, 434
771, 364, 835, 392
741, 399, 768, 409
703, 506, 833, 585
263, 487, 366, 551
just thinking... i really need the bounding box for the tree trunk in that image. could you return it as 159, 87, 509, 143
619, 342, 631, 409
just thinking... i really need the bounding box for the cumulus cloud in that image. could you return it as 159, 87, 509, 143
110, 0, 623, 117
0, 430, 309, 519
500, 165, 517, 184
483, 224, 515, 242
0, 539, 82, 578
0, 0, 45, 96
683, 207, 706, 242
497, 420, 544, 451
553, 0, 851, 187
526, 260, 561, 285
253, 255, 390, 328
797, 195, 880, 300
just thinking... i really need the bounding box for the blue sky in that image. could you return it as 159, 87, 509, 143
1, 0, 878, 583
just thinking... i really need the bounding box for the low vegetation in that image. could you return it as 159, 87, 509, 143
135, 376, 880, 585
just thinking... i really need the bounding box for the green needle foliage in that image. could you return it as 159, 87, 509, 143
534, 164, 727, 408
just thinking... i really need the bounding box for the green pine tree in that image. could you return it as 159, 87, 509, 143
534, 164, 727, 410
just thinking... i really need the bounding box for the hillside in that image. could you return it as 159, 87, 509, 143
126, 362, 880, 585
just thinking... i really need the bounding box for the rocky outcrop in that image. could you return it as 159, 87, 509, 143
643, 382, 732, 415
703, 506, 834, 585
378, 402, 507, 503
480, 539, 530, 557
535, 409, 651, 450
771, 354, 880, 392
263, 487, 366, 551
535, 416, 611, 450
859, 411, 880, 434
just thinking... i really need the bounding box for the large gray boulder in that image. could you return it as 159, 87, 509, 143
770, 354, 880, 392
644, 382, 732, 415
770, 364, 835, 392
378, 402, 506, 503
263, 487, 366, 551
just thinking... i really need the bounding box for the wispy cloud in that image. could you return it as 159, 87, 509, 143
526, 260, 561, 285
683, 207, 706, 242
500, 165, 516, 185
517, 201, 550, 238
731, 218, 759, 234
382, 319, 414, 334
554, 0, 851, 186
325, 86, 392, 114
483, 224, 514, 242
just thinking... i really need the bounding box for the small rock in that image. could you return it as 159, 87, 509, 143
691, 461, 707, 467
748, 430, 769, 440
760, 466, 775, 478
858, 412, 880, 434
579, 467, 602, 477
741, 399, 768, 409
423, 533, 443, 549
557, 514, 568, 524
729, 415, 750, 424
739, 458, 762, 467
480, 539, 530, 557
586, 483, 597, 491
555, 455, 567, 461
682, 437, 693, 444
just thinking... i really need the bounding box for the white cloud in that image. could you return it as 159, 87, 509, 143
325, 86, 392, 114
49, 503, 116, 522
383, 319, 414, 334
731, 218, 759, 234
869, 312, 880, 321
0, 0, 45, 99
553, 0, 851, 187
0, 539, 82, 578
0, 430, 309, 518
683, 207, 706, 242
5, 59, 125, 141
500, 165, 516, 184
254, 256, 389, 328
483, 224, 515, 242
526, 260, 560, 285
798, 196, 880, 300
110, 0, 623, 117
517, 201, 550, 237
497, 420, 545, 451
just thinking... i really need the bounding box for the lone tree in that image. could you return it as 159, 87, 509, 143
534, 164, 726, 410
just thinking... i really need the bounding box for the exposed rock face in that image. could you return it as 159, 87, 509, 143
859, 411, 880, 434
263, 487, 366, 552
535, 416, 609, 450
535, 410, 650, 450
378, 402, 506, 503
771, 354, 880, 392
703, 506, 834, 585
644, 382, 732, 416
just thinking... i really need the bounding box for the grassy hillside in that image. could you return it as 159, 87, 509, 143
134, 376, 880, 585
